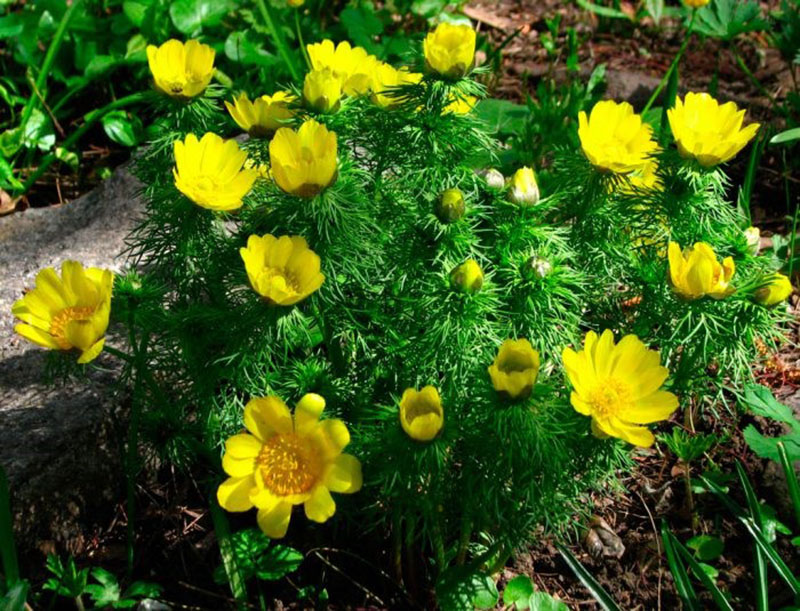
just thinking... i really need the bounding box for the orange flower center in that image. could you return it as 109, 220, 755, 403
588, 378, 633, 419
256, 434, 322, 496
49, 306, 97, 350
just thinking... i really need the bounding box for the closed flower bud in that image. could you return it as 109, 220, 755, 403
524, 256, 552, 279
488, 339, 540, 399
754, 274, 793, 307
683, 0, 710, 7
744, 226, 761, 256
668, 241, 735, 300
450, 259, 484, 293
436, 188, 466, 223
507, 167, 540, 206
481, 168, 505, 190
303, 69, 342, 113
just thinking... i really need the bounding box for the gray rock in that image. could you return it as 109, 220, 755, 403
0, 166, 143, 557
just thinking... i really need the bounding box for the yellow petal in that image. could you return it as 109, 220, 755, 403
217, 476, 255, 512
257, 501, 292, 538
244, 396, 293, 441
304, 485, 336, 523
324, 453, 362, 493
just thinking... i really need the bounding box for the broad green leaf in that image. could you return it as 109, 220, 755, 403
529, 591, 569, 610
503, 575, 534, 609
102, 110, 141, 147
84, 568, 121, 608
339, 6, 384, 55
170, 0, 231, 35
475, 99, 529, 137
740, 385, 800, 430
22, 109, 55, 152
224, 30, 278, 68
254, 544, 303, 581
436, 566, 499, 611
771, 128, 800, 145
742, 425, 800, 463
686, 534, 724, 561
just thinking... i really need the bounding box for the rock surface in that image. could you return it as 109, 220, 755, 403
0, 167, 143, 558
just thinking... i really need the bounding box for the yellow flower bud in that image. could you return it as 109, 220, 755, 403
668, 241, 735, 300
744, 227, 761, 256
288, 0, 304, 6
754, 274, 793, 307
146, 39, 215, 99
668, 93, 760, 167
450, 259, 484, 293
399, 386, 444, 441
683, 0, 710, 7
303, 69, 342, 114
423, 23, 476, 79
507, 167, 540, 206
436, 188, 466, 223
488, 339, 540, 399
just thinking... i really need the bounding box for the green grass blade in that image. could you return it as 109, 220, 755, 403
777, 442, 800, 530
660, 521, 700, 610
672, 536, 734, 611
734, 462, 769, 611
556, 544, 621, 611
702, 474, 800, 595
0, 465, 20, 587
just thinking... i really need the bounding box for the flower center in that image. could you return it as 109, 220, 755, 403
194, 175, 221, 194
258, 268, 301, 299
49, 306, 97, 350
404, 398, 440, 423
588, 378, 633, 419
499, 351, 534, 374
256, 434, 322, 496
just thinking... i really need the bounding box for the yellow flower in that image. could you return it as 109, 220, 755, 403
173, 133, 257, 211
12, 261, 113, 364
370, 63, 422, 108
269, 119, 338, 197
578, 100, 658, 173
303, 69, 343, 113
562, 330, 678, 447
399, 386, 444, 441
225, 91, 296, 136
488, 339, 540, 399
754, 273, 793, 306
240, 234, 325, 305
423, 23, 476, 78
217, 393, 362, 538
146, 39, 215, 99
306, 39, 378, 96
507, 167, 540, 206
683, 0, 710, 7
667, 93, 760, 167
443, 95, 477, 115
436, 188, 466, 223
625, 158, 661, 191
668, 241, 735, 300
288, 0, 304, 6
450, 259, 484, 293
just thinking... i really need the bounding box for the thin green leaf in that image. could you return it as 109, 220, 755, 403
672, 535, 733, 611
770, 128, 800, 145
777, 442, 800, 530
660, 522, 700, 611
556, 544, 620, 611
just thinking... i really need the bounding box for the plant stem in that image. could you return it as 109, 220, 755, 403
18, 0, 83, 140
295, 9, 310, 69
74, 595, 86, 611
15, 91, 148, 197
455, 515, 472, 565
642, 10, 696, 116
210, 494, 249, 606
786, 150, 799, 280
255, 0, 301, 83
0, 464, 20, 587
732, 49, 779, 111
777, 442, 800, 530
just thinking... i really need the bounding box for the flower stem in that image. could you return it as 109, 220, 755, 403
255, 0, 301, 83
642, 9, 696, 116
295, 9, 310, 69
0, 465, 20, 587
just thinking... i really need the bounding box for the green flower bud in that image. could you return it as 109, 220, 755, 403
450, 259, 484, 293
436, 188, 466, 223
481, 168, 505, 190
524, 256, 552, 279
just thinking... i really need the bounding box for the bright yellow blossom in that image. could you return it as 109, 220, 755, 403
12, 261, 113, 364
563, 330, 678, 448
754, 274, 793, 306
217, 393, 362, 538
173, 133, 257, 211
288, 0, 304, 6
240, 234, 325, 305
146, 39, 215, 99
423, 23, 476, 78
507, 167, 540, 206
436, 188, 466, 223
578, 100, 657, 173
668, 93, 760, 167
225, 91, 295, 136
399, 386, 444, 441
683, 0, 710, 7
488, 339, 540, 399
306, 39, 377, 96
269, 119, 338, 197
370, 63, 422, 108
303, 69, 343, 113
668, 241, 735, 300
451, 259, 484, 293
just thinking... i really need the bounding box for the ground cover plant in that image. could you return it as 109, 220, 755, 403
2, 0, 800, 609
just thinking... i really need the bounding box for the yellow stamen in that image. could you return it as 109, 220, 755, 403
49, 306, 97, 350
588, 378, 633, 419
257, 434, 322, 496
